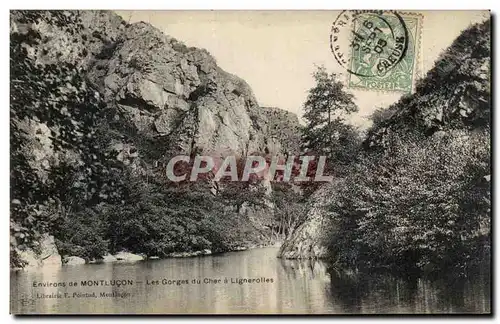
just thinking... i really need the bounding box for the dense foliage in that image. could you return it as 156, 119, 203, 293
322, 20, 491, 277
328, 130, 490, 276
10, 12, 113, 266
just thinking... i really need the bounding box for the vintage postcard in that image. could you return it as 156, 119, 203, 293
10, 10, 491, 314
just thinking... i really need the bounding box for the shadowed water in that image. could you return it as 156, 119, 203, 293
10, 247, 490, 314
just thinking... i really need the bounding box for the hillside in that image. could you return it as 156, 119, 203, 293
10, 10, 301, 267
279, 18, 491, 272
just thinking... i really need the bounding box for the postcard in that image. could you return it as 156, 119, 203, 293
10, 9, 491, 314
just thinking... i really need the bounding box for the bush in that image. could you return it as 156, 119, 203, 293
55, 207, 109, 261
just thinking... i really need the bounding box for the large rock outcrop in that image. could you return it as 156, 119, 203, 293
10, 10, 300, 171
365, 19, 490, 149
10, 10, 301, 267
278, 184, 338, 259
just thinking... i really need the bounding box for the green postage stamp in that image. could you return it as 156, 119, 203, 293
330, 11, 422, 93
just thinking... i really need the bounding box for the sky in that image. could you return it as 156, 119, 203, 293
115, 10, 489, 128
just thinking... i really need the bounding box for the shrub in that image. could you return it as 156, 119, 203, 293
55, 207, 109, 261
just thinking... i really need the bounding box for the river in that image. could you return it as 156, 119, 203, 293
10, 247, 490, 314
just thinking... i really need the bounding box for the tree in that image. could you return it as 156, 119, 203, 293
270, 183, 306, 240
302, 66, 359, 165
10, 11, 125, 266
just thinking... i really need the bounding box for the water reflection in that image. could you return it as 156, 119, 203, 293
327, 268, 491, 314
10, 247, 490, 314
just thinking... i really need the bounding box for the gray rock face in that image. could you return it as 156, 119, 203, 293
278, 183, 339, 259
365, 20, 490, 149
10, 10, 301, 173
83, 13, 300, 157
17, 234, 62, 268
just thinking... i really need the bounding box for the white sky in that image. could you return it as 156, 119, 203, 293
116, 10, 489, 128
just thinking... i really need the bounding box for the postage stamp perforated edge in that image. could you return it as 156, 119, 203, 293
345, 11, 424, 95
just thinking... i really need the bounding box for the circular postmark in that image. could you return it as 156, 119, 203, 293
330, 10, 409, 78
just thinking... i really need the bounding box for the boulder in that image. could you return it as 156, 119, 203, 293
40, 235, 63, 267
168, 249, 212, 258
114, 251, 144, 262
102, 253, 118, 263
63, 256, 86, 265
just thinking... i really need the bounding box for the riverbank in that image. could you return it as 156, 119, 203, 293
12, 240, 284, 270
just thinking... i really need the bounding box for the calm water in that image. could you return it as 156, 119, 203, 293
10, 247, 490, 314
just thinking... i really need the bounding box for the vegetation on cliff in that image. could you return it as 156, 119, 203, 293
324, 20, 491, 276
279, 19, 490, 279
328, 130, 490, 275
10, 10, 301, 267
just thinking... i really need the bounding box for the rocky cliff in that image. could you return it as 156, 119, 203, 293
11, 10, 300, 163
365, 19, 490, 149
279, 19, 491, 260
10, 10, 300, 267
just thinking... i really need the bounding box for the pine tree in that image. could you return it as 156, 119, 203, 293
302, 66, 359, 163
